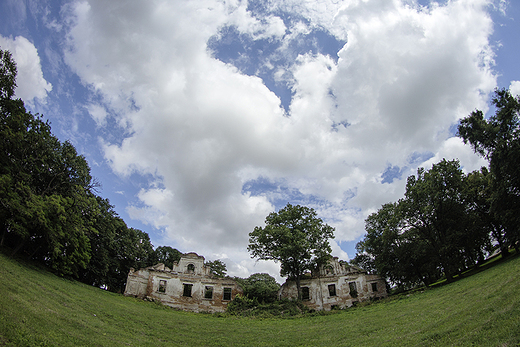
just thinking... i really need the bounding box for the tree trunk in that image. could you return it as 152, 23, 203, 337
295, 276, 301, 301
10, 238, 26, 257
492, 227, 509, 258
28, 244, 42, 259
0, 225, 6, 247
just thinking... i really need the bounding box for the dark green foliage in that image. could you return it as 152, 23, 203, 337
235, 273, 280, 303
205, 259, 227, 278
0, 49, 97, 276
458, 88, 520, 254
356, 89, 520, 289
153, 246, 183, 269
353, 202, 442, 288
248, 203, 335, 299
79, 197, 156, 292
400, 159, 481, 282
226, 294, 259, 314
0, 50, 16, 100
226, 295, 308, 317
0, 49, 156, 285
355, 160, 492, 289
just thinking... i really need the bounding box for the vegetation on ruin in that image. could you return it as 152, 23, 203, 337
1, 251, 519, 346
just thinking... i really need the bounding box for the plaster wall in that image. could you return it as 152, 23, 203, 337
124, 253, 242, 313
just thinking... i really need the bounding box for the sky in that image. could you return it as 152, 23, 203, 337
1, 0, 519, 282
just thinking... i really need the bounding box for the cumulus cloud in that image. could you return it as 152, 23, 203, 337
510, 80, 520, 96
62, 0, 497, 278
0, 35, 52, 102
86, 103, 108, 127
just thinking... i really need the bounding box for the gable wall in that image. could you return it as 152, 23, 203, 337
279, 258, 387, 311
124, 256, 242, 313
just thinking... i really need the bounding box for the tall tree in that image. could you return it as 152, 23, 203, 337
400, 160, 464, 282
205, 259, 227, 278
1, 48, 159, 283
399, 159, 491, 282
458, 88, 520, 253
0, 49, 16, 100
248, 203, 335, 299
1, 49, 96, 275
353, 202, 441, 289
153, 246, 183, 269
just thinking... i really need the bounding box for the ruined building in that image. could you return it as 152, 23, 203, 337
279, 257, 387, 310
124, 252, 242, 313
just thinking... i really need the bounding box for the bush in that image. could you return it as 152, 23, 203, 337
234, 273, 280, 304
226, 297, 309, 318
226, 294, 259, 315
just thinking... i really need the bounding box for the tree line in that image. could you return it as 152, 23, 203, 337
0, 49, 193, 292
352, 89, 520, 289
1, 49, 281, 295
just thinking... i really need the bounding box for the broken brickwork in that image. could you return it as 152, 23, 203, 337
124, 252, 242, 313
278, 257, 387, 310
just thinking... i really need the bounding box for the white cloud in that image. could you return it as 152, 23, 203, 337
62, 0, 497, 278
226, 2, 286, 40
86, 103, 107, 127
0, 35, 52, 102
421, 137, 488, 173
510, 80, 520, 96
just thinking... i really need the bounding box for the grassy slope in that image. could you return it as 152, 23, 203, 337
1, 253, 519, 347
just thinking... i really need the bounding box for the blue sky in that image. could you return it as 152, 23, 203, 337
1, 0, 519, 280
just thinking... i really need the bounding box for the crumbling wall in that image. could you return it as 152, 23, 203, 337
124, 253, 242, 313
279, 258, 387, 311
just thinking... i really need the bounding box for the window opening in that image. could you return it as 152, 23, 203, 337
183, 283, 193, 297
371, 282, 378, 292
187, 263, 195, 273
223, 287, 232, 301
349, 282, 358, 298
328, 284, 337, 297
301, 287, 310, 301
204, 286, 213, 299
158, 280, 167, 293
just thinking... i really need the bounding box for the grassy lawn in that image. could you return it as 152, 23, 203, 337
1, 253, 519, 346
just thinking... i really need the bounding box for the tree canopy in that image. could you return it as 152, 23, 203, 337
353, 89, 520, 290
458, 88, 520, 254
353, 159, 493, 289
0, 48, 164, 291
205, 259, 227, 278
248, 203, 335, 299
235, 273, 280, 304
1, 49, 98, 276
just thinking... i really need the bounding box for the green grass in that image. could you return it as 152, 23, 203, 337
1, 253, 519, 346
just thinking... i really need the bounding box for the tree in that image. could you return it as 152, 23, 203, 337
153, 246, 183, 269
1, 49, 96, 275
458, 88, 520, 253
248, 203, 335, 299
1, 48, 159, 284
205, 259, 227, 278
399, 159, 491, 282
463, 168, 496, 260
400, 160, 465, 282
79, 197, 123, 289
236, 273, 280, 303
355, 159, 494, 288
353, 202, 441, 289
0, 49, 17, 100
